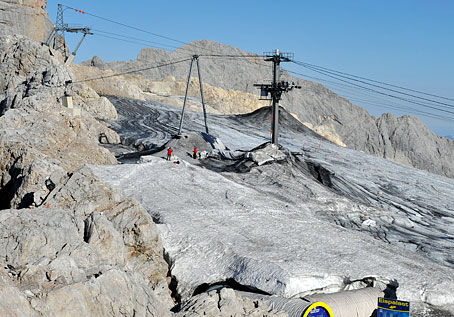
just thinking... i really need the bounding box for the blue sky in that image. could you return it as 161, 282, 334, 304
46, 1, 454, 137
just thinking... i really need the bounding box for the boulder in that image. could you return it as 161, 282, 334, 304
45, 166, 172, 306
175, 288, 288, 317
0, 166, 173, 315
0, 266, 38, 316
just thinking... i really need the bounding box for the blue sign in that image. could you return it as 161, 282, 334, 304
306, 306, 329, 317
378, 297, 410, 317
303, 302, 333, 317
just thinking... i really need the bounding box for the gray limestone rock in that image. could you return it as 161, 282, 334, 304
31, 269, 172, 317
0, 0, 53, 43
0, 34, 121, 208
71, 82, 119, 120
0, 143, 66, 209
0, 166, 174, 315
86, 55, 111, 70
376, 113, 454, 177
0, 106, 119, 207
0, 266, 38, 316
175, 288, 288, 317
0, 34, 70, 115
45, 166, 172, 306
0, 24, 173, 317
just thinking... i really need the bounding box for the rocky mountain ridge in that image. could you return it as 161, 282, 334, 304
89, 40, 454, 178
0, 35, 174, 315
71, 62, 270, 115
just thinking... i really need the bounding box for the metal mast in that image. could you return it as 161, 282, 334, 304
254, 49, 301, 145
177, 55, 209, 136
54, 4, 66, 53
45, 4, 93, 64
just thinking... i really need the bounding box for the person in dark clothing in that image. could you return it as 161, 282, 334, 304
193, 146, 198, 159
167, 147, 173, 161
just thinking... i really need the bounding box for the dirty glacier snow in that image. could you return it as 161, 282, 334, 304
91, 97, 454, 314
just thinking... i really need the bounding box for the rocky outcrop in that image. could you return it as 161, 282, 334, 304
175, 288, 288, 317
0, 167, 173, 316
71, 82, 119, 120
90, 40, 454, 178
0, 35, 119, 209
0, 34, 177, 316
0, 144, 66, 209
376, 113, 454, 177
302, 120, 347, 147
0, 0, 53, 42
0, 35, 69, 115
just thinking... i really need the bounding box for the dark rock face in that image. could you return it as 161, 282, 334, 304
87, 55, 110, 70
96, 40, 454, 178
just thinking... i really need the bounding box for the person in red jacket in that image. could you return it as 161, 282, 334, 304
167, 147, 173, 161
193, 146, 198, 159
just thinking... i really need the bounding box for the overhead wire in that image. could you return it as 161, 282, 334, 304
72, 58, 192, 83
91, 29, 182, 50
62, 4, 454, 123
294, 60, 454, 103
62, 4, 275, 74
90, 29, 263, 59
59, 11, 271, 81
286, 68, 449, 113
64, 5, 192, 46
290, 63, 454, 116
63, 4, 261, 58
284, 69, 454, 122
293, 60, 454, 108
344, 97, 454, 122
93, 33, 170, 49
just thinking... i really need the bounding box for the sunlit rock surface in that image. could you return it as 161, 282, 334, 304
0, 35, 174, 316
0, 0, 53, 42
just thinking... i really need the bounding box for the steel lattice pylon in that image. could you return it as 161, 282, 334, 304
54, 4, 66, 54
45, 4, 93, 64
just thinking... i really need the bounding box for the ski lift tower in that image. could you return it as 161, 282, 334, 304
254, 49, 301, 145
45, 4, 93, 65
